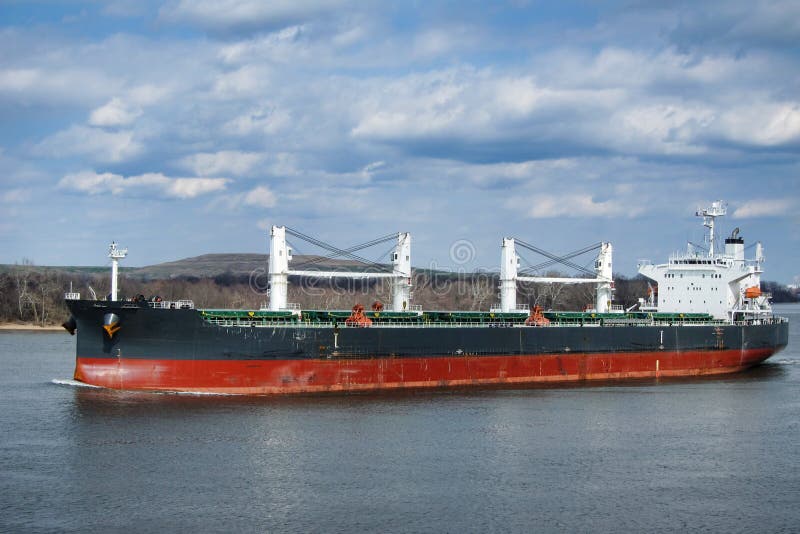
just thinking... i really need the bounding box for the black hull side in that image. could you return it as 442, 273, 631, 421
67, 301, 789, 362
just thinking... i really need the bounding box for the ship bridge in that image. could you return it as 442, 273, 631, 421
638, 201, 770, 321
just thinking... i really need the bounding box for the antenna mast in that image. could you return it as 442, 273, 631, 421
695, 201, 726, 257
108, 242, 128, 301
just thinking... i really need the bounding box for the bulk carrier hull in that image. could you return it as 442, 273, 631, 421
67, 300, 788, 395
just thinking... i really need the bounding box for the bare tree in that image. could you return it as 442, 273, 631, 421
38, 279, 57, 327
467, 273, 495, 311
12, 259, 36, 321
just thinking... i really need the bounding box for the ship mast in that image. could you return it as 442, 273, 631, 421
391, 232, 412, 312
696, 201, 726, 257
108, 241, 127, 301
499, 238, 519, 313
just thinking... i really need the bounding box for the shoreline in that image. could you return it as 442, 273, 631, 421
0, 323, 65, 331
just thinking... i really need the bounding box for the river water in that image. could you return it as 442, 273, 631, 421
1, 304, 799, 533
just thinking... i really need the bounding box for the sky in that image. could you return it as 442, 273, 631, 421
0, 0, 798, 283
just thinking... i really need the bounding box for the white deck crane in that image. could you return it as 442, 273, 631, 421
268, 226, 413, 312
498, 238, 614, 313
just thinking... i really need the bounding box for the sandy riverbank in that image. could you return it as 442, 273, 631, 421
0, 324, 65, 331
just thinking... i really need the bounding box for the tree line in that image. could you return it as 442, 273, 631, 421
0, 263, 796, 325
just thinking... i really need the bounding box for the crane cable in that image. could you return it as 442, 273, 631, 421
515, 239, 598, 278
285, 228, 397, 272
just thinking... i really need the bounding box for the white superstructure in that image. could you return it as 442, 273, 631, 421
638, 201, 771, 321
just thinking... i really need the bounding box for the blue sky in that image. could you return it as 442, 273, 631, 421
0, 0, 798, 283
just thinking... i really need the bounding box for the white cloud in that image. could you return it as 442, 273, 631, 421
0, 67, 116, 105
0, 68, 39, 91
262, 152, 301, 177
349, 68, 624, 146
330, 24, 367, 48
212, 65, 271, 99
451, 159, 578, 187
361, 160, 385, 176
58, 170, 229, 199
222, 106, 292, 136
412, 27, 477, 59
718, 103, 800, 146
89, 97, 142, 127
509, 194, 645, 219
611, 104, 714, 155
350, 73, 469, 140
35, 125, 143, 164
668, 0, 800, 50
179, 151, 266, 177
732, 198, 795, 218
493, 77, 546, 116
128, 84, 171, 106
1, 1, 799, 281
1, 188, 31, 204
345, 48, 800, 159
166, 177, 230, 198
101, 1, 149, 17
218, 25, 307, 64
244, 185, 277, 208
160, 0, 349, 32
210, 185, 278, 211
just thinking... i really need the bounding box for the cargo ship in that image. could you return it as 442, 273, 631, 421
63, 201, 788, 394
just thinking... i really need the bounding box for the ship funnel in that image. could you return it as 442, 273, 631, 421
725, 229, 744, 263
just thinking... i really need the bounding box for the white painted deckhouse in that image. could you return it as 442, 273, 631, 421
638, 201, 771, 321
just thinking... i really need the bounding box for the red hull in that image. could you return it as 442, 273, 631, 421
75, 348, 776, 394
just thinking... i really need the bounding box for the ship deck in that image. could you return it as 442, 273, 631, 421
196, 308, 787, 329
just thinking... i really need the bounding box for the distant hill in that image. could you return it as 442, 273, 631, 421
130, 253, 267, 279
128, 253, 380, 280
0, 253, 435, 281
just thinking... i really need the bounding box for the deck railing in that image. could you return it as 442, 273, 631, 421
200, 316, 786, 329
148, 300, 195, 310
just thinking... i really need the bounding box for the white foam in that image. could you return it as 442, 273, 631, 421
50, 378, 239, 396
774, 359, 800, 366
51, 378, 103, 389
168, 390, 240, 396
